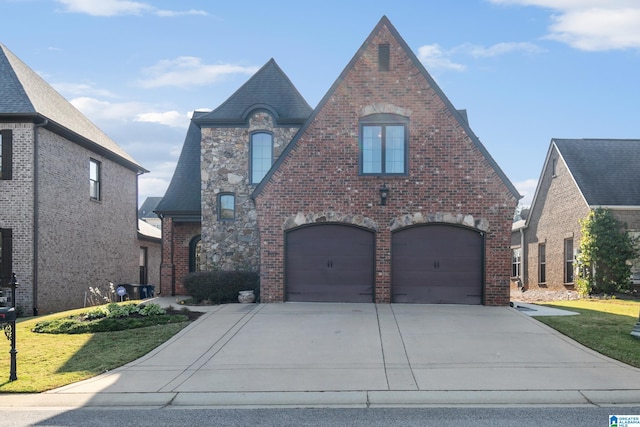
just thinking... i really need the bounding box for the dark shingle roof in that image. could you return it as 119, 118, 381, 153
554, 138, 640, 206
194, 59, 312, 126
154, 118, 203, 217
0, 43, 145, 172
138, 197, 163, 219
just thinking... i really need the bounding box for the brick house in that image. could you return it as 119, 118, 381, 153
158, 17, 520, 305
511, 138, 640, 292
0, 43, 151, 314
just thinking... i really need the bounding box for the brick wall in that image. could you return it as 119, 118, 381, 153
523, 145, 590, 291
37, 128, 140, 313
255, 23, 517, 305
0, 123, 35, 311
159, 217, 200, 296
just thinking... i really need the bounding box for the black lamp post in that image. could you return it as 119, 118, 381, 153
380, 183, 389, 206
6, 273, 18, 381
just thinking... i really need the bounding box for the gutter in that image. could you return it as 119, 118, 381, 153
33, 117, 48, 316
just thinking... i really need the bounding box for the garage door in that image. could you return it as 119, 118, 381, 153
392, 224, 483, 304
286, 224, 375, 302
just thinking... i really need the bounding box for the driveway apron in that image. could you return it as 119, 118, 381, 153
41, 302, 640, 406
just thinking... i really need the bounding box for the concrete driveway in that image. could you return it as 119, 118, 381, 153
5, 302, 640, 408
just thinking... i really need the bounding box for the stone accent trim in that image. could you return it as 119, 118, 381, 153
389, 212, 489, 232
283, 211, 378, 231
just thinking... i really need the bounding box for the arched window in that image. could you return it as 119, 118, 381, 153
250, 132, 273, 184
189, 235, 203, 272
217, 193, 235, 221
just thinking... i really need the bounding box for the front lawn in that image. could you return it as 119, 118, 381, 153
538, 298, 640, 368
0, 304, 197, 393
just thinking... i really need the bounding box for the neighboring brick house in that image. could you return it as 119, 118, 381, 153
158, 17, 520, 305
511, 138, 640, 292
0, 43, 150, 314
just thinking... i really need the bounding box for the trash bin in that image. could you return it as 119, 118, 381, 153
140, 285, 155, 299
119, 284, 141, 300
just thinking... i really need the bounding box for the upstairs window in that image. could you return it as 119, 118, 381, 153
218, 193, 235, 221
0, 130, 12, 180
378, 44, 390, 71
360, 114, 408, 175
0, 228, 12, 287
90, 159, 101, 200
250, 132, 273, 184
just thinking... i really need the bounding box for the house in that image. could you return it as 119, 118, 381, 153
157, 16, 520, 305
139, 196, 163, 229
511, 138, 640, 292
0, 43, 150, 314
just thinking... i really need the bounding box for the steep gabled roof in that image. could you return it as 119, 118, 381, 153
253, 16, 520, 199
194, 59, 312, 126
0, 43, 146, 173
154, 117, 203, 218
554, 138, 640, 206
138, 196, 163, 219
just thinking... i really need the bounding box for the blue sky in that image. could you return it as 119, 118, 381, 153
2, 0, 640, 206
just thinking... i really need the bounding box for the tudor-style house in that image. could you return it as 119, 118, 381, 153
0, 43, 150, 314
158, 17, 520, 305
511, 138, 640, 292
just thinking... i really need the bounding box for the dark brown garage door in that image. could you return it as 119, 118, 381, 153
286, 224, 375, 302
392, 224, 483, 304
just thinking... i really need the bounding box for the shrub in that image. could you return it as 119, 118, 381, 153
184, 270, 259, 304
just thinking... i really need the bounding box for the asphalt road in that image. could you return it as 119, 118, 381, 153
3, 406, 639, 426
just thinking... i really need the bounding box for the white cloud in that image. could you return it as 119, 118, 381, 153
488, 0, 640, 50
418, 44, 466, 71
135, 111, 190, 128
56, 0, 207, 17
418, 41, 544, 72
53, 82, 118, 98
466, 42, 545, 57
137, 56, 259, 88
514, 178, 538, 206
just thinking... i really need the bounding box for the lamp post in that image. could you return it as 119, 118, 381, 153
2, 273, 18, 381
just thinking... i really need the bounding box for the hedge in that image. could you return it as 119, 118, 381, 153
184, 270, 260, 304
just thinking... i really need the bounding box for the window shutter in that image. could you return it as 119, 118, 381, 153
378, 44, 390, 72
1, 130, 12, 180
1, 228, 12, 286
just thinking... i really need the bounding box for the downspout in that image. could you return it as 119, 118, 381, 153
519, 227, 526, 290
33, 118, 48, 316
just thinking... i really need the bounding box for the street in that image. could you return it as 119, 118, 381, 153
2, 406, 639, 427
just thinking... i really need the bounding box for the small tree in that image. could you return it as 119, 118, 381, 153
576, 208, 637, 295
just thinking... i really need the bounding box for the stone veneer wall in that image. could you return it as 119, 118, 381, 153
199, 111, 300, 272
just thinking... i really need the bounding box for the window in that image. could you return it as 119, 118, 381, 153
565, 238, 574, 283
89, 159, 101, 200
538, 243, 546, 284
360, 115, 408, 175
250, 132, 273, 184
189, 235, 203, 273
218, 193, 235, 221
552, 158, 557, 177
139, 247, 148, 284
512, 248, 521, 278
0, 130, 12, 180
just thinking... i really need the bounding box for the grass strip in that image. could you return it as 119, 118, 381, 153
538, 299, 640, 368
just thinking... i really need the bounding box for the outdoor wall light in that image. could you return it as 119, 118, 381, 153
380, 183, 389, 206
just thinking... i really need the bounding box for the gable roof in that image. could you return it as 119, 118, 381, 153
554, 138, 640, 206
194, 59, 312, 127
138, 196, 163, 220
0, 43, 146, 173
154, 118, 203, 218
253, 16, 520, 199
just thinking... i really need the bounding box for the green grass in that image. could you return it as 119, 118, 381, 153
538, 299, 640, 368
0, 306, 191, 393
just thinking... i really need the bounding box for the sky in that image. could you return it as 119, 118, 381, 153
2, 0, 640, 207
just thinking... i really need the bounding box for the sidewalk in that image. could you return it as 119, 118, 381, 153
2, 301, 640, 408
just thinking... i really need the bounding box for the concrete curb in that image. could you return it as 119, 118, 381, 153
3, 389, 640, 409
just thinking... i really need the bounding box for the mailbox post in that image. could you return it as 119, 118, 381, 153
0, 273, 18, 381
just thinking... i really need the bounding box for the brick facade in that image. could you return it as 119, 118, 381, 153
159, 217, 201, 296
520, 146, 590, 291
0, 123, 143, 314
255, 22, 517, 305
